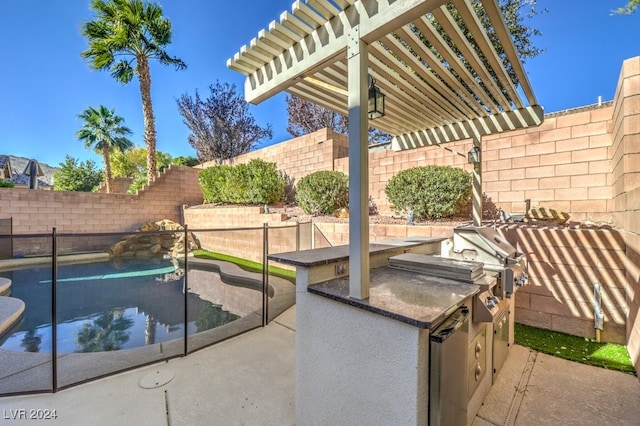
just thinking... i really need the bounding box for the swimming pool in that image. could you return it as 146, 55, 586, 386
0, 259, 248, 353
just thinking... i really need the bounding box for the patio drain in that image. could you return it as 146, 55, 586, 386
139, 369, 175, 389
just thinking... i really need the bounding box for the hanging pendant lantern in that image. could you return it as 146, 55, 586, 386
368, 78, 385, 120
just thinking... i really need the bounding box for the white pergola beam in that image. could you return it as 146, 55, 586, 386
243, 0, 448, 104
391, 105, 544, 150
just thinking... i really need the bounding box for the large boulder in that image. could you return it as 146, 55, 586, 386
106, 220, 201, 259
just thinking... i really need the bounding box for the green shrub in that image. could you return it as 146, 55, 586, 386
295, 171, 349, 215
385, 166, 471, 220
198, 159, 285, 205
241, 159, 285, 204
0, 180, 15, 188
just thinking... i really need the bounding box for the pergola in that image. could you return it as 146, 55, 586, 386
228, 0, 543, 299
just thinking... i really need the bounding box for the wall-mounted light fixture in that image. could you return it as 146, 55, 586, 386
368, 77, 385, 120
467, 146, 480, 164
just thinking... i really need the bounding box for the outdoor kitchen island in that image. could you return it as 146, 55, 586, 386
269, 237, 505, 426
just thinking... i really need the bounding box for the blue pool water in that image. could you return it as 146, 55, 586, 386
0, 259, 240, 353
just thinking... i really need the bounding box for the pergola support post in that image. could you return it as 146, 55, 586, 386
347, 26, 370, 300
472, 136, 483, 227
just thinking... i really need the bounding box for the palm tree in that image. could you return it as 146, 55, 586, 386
81, 0, 186, 185
76, 105, 133, 193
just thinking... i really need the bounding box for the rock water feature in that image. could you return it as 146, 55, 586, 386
107, 220, 201, 259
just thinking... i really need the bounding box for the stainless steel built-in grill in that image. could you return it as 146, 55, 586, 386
389, 227, 530, 424
442, 226, 529, 299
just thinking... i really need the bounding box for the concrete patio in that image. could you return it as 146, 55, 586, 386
0, 306, 638, 425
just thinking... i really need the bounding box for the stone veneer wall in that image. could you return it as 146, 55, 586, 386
0, 165, 203, 255
611, 57, 640, 372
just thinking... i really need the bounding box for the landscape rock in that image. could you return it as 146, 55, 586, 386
106, 220, 201, 259
525, 206, 570, 225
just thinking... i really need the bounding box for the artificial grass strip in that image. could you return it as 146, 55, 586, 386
192, 249, 296, 281
515, 323, 636, 375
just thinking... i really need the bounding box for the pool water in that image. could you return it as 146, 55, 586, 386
0, 260, 240, 353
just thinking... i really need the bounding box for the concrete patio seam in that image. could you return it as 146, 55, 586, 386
505, 349, 537, 425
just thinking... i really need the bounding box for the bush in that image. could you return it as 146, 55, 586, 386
198, 159, 285, 205
295, 171, 349, 215
385, 166, 471, 220
0, 180, 15, 188
229, 160, 285, 204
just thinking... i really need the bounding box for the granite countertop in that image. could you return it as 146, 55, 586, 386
308, 266, 479, 329
268, 238, 445, 268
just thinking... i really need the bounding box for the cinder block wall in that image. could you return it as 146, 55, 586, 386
0, 165, 203, 254
611, 57, 640, 372
183, 206, 300, 266
95, 177, 134, 194
219, 106, 614, 223
198, 128, 349, 186
506, 227, 628, 344
312, 221, 629, 344
482, 105, 613, 222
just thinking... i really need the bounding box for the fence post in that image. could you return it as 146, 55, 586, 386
296, 222, 300, 251
51, 227, 58, 393
183, 224, 189, 356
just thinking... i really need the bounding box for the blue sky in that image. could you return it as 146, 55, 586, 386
0, 1, 638, 167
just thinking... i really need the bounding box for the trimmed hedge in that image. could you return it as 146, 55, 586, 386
199, 159, 285, 205
385, 165, 471, 220
295, 171, 349, 215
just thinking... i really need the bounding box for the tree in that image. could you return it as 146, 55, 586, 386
286, 95, 392, 145
286, 95, 348, 137
76, 105, 133, 193
53, 156, 104, 192
110, 146, 171, 178
172, 156, 199, 167
450, 0, 547, 86
613, 0, 639, 14
110, 146, 172, 193
177, 81, 273, 163
81, 0, 186, 186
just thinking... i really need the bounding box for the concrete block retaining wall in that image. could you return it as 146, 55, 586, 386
0, 166, 203, 255
183, 206, 301, 267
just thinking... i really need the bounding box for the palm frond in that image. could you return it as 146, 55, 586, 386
110, 60, 135, 84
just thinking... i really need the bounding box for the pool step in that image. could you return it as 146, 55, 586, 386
0, 277, 11, 296
0, 289, 25, 338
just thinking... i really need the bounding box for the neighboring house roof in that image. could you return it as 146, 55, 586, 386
9, 173, 51, 188
0, 154, 54, 188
